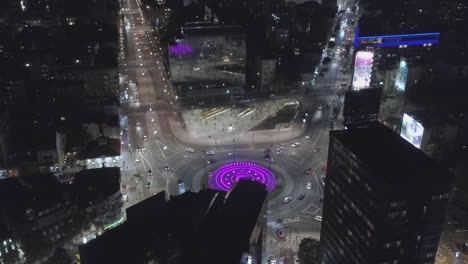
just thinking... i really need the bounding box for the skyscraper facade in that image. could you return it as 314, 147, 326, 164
320, 122, 453, 264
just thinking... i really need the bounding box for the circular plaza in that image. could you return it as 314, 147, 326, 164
208, 162, 277, 193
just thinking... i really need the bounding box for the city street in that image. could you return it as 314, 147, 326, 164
118, 0, 346, 263
116, 0, 468, 263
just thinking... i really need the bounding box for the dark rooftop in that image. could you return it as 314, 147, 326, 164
358, 16, 439, 37
331, 122, 452, 189
77, 137, 120, 160
79, 180, 267, 264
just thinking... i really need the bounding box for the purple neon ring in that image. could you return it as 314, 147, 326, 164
209, 162, 277, 192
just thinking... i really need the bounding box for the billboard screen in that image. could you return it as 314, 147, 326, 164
352, 51, 374, 90
395, 58, 408, 92
400, 114, 424, 148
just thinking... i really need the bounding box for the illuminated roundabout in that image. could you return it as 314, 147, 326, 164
208, 162, 277, 193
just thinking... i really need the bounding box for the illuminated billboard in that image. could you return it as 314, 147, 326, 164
352, 51, 374, 90
400, 114, 424, 149
395, 58, 408, 92
354, 30, 440, 48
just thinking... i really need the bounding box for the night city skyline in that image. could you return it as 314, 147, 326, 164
0, 0, 467, 263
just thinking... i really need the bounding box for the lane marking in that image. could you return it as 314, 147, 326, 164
302, 203, 320, 215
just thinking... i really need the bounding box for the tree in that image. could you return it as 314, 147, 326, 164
322, 57, 332, 65
298, 238, 320, 264
44, 247, 73, 264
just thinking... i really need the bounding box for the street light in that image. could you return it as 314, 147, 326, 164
233, 139, 236, 163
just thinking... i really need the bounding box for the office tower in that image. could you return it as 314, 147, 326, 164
320, 122, 453, 264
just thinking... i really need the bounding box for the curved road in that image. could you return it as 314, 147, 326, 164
118, 0, 353, 262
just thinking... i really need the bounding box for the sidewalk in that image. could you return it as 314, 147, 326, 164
264, 232, 320, 263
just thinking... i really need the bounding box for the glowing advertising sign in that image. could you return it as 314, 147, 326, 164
169, 43, 193, 56
400, 114, 424, 149
395, 58, 408, 92
352, 51, 374, 90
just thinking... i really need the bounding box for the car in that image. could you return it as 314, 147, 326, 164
141, 147, 146, 151
143, 135, 148, 141
317, 105, 323, 110
207, 159, 216, 164
276, 151, 282, 155
313, 148, 320, 152
185, 147, 194, 153
305, 135, 311, 139
455, 228, 467, 233
283, 196, 292, 203
307, 182, 312, 189
135, 158, 140, 163
306, 168, 312, 174
206, 150, 215, 156
268, 256, 277, 264
228, 152, 234, 156
297, 193, 305, 200
146, 182, 151, 188
148, 169, 153, 176
294, 256, 300, 264
321, 166, 327, 172
178, 180, 184, 187
275, 229, 285, 239
164, 166, 170, 171
265, 157, 275, 163
448, 218, 460, 225
314, 215, 322, 222
291, 142, 301, 148
317, 195, 323, 202
136, 121, 141, 126
320, 175, 326, 186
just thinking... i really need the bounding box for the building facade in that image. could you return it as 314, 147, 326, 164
169, 24, 246, 105
320, 122, 453, 264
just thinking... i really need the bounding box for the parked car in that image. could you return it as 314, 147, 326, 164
297, 193, 305, 200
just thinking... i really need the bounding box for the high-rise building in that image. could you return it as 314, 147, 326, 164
320, 121, 453, 264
